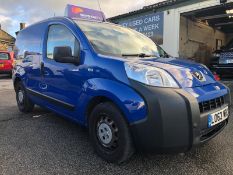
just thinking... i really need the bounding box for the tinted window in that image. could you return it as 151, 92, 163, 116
47, 25, 79, 59
226, 38, 233, 50
0, 53, 9, 60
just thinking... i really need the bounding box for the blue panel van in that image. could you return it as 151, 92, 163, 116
13, 17, 231, 163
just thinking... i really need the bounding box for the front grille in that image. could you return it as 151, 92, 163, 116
220, 52, 233, 59
199, 96, 225, 113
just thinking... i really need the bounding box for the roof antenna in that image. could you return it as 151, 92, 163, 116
96, 0, 106, 22
97, 0, 102, 12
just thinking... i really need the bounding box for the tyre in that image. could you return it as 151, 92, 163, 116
9, 72, 12, 78
89, 102, 135, 164
15, 81, 34, 113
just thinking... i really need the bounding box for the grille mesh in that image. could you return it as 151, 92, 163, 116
220, 52, 233, 59
199, 96, 225, 113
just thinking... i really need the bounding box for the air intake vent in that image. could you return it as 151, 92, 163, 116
199, 96, 225, 113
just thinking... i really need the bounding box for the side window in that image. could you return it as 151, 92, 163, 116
14, 25, 43, 61
47, 25, 79, 59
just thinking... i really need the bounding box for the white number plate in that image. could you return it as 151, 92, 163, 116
208, 106, 229, 128
226, 59, 233, 64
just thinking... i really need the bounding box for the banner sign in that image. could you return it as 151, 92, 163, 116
65, 4, 105, 22
118, 12, 164, 45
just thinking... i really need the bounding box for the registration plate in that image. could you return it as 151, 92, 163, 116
208, 106, 229, 128
226, 59, 233, 64
0, 64, 3, 68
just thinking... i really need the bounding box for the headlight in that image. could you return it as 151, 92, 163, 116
124, 63, 179, 88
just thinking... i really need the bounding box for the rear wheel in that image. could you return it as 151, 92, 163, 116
15, 81, 34, 113
89, 102, 135, 164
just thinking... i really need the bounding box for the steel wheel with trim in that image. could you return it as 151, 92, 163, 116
15, 81, 34, 113
89, 102, 135, 164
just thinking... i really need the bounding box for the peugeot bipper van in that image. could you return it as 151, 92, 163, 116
13, 17, 230, 164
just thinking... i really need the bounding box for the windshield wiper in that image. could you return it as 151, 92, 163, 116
122, 53, 154, 58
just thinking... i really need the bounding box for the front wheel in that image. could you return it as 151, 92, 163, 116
15, 81, 34, 113
89, 102, 135, 164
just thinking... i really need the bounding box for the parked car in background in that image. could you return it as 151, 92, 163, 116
210, 38, 233, 77
0, 51, 14, 77
13, 17, 230, 164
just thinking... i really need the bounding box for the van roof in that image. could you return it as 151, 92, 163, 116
17, 16, 106, 35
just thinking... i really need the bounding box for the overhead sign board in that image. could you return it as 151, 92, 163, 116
65, 4, 105, 22
118, 12, 164, 45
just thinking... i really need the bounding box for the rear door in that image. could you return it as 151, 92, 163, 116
0, 52, 11, 70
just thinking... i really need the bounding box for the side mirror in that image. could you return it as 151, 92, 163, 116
53, 46, 80, 64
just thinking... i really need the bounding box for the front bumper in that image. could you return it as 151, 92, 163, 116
0, 69, 12, 74
0, 68, 12, 74
129, 80, 230, 153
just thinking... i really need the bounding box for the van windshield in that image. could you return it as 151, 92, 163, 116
76, 20, 163, 58
225, 39, 233, 50
0, 53, 9, 60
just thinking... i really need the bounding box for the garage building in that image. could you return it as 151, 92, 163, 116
109, 0, 233, 66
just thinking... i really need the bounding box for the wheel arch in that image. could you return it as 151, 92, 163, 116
82, 78, 147, 126
85, 96, 126, 125
13, 77, 22, 91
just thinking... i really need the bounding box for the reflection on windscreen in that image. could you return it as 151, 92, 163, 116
76, 20, 160, 57
0, 53, 9, 60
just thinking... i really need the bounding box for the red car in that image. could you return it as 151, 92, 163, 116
0, 51, 14, 76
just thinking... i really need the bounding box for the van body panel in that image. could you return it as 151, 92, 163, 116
13, 17, 230, 153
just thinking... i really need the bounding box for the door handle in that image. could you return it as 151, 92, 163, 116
40, 62, 45, 76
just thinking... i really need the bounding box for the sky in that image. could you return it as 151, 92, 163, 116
0, 0, 164, 37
